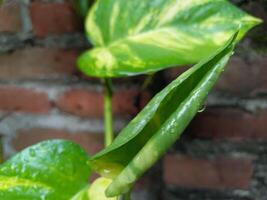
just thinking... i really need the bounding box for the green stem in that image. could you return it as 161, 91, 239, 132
120, 191, 131, 200
103, 79, 131, 199
0, 135, 3, 164
123, 192, 131, 200
141, 73, 155, 91
104, 78, 113, 147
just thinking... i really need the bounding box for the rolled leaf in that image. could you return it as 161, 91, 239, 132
78, 0, 261, 77
0, 140, 91, 200
88, 33, 237, 197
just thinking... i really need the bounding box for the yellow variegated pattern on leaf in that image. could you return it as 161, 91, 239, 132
78, 0, 261, 77
0, 140, 91, 200
0, 176, 52, 199
0, 176, 51, 191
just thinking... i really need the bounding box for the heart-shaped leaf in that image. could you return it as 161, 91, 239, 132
88, 33, 237, 197
78, 0, 261, 77
0, 140, 91, 200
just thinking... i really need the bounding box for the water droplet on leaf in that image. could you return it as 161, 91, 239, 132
198, 104, 206, 113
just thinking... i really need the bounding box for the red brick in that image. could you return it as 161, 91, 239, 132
215, 56, 267, 96
0, 3, 22, 32
0, 48, 78, 80
166, 55, 267, 96
0, 86, 51, 114
187, 108, 267, 139
30, 2, 82, 37
163, 154, 253, 190
13, 128, 104, 155
56, 89, 150, 117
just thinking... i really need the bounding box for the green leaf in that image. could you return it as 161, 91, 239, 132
70, 178, 118, 200
78, 0, 261, 78
88, 178, 117, 200
0, 140, 91, 200
70, 185, 90, 200
88, 33, 237, 197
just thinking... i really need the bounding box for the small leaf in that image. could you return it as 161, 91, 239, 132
78, 0, 261, 77
0, 140, 91, 200
70, 186, 90, 200
70, 178, 118, 200
88, 178, 117, 200
88, 33, 237, 197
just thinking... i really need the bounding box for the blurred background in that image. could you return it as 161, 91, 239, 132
0, 0, 266, 199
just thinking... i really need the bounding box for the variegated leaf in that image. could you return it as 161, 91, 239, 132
78, 0, 261, 77
0, 140, 91, 200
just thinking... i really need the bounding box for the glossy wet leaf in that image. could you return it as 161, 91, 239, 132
0, 140, 91, 200
88, 34, 237, 196
77, 0, 261, 77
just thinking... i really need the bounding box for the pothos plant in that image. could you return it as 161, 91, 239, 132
0, 0, 262, 199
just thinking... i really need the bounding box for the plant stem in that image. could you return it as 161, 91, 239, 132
104, 79, 131, 199
141, 73, 155, 91
122, 191, 131, 200
104, 78, 113, 147
119, 191, 131, 200
0, 135, 3, 164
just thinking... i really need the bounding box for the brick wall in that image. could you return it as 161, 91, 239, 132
0, 0, 266, 199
